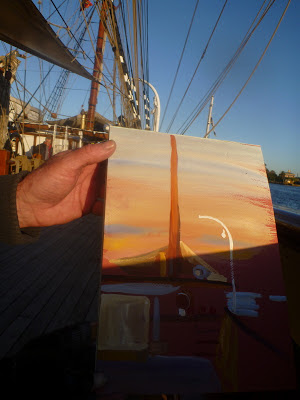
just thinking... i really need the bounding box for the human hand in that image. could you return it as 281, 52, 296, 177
16, 140, 116, 228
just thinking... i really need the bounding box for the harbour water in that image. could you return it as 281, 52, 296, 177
269, 183, 300, 215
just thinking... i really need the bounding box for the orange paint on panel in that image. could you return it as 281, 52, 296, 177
96, 128, 296, 393
166, 135, 182, 277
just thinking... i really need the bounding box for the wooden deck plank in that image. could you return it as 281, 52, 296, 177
45, 251, 99, 333
0, 217, 97, 305
0, 248, 83, 353
0, 259, 49, 304
44, 233, 100, 329
0, 225, 62, 270
0, 234, 65, 279
0, 258, 72, 335
0, 214, 103, 359
0, 316, 33, 358
0, 226, 75, 282
0, 226, 87, 317
6, 255, 94, 357
67, 268, 100, 325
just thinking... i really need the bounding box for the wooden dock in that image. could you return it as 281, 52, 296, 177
0, 214, 103, 360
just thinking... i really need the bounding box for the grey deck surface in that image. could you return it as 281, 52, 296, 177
0, 214, 103, 359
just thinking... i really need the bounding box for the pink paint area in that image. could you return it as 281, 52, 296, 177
98, 128, 296, 393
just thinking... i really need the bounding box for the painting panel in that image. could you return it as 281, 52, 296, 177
95, 127, 296, 395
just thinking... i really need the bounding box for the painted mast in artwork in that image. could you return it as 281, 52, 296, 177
166, 135, 182, 277
96, 127, 295, 393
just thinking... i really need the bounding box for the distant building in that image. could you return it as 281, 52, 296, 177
282, 170, 295, 185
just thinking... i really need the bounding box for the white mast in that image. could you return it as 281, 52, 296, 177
204, 95, 214, 138
139, 79, 160, 132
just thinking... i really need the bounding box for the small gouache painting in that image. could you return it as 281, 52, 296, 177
95, 127, 296, 395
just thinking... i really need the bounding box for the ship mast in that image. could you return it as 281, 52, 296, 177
86, 1, 108, 131
0, 71, 10, 151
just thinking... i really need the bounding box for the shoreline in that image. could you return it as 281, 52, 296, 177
269, 181, 300, 187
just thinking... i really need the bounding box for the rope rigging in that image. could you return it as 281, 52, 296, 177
97, 0, 150, 128
21, 1, 138, 125
91, 1, 137, 124
61, 0, 148, 128
202, 0, 291, 139
2, 0, 149, 131
176, 0, 277, 136
159, 0, 200, 132
49, 0, 91, 62
43, 5, 97, 120
165, 0, 228, 134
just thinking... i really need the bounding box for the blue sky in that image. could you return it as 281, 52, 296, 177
10, 1, 299, 176
147, 0, 299, 176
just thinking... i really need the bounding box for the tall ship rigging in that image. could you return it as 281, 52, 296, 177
0, 0, 156, 174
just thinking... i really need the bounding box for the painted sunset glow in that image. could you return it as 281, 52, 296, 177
99, 127, 296, 392
103, 127, 277, 278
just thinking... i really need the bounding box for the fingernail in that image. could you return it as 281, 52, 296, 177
101, 140, 116, 150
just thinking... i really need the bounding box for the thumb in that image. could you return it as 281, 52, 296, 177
44, 140, 116, 176
67, 140, 116, 170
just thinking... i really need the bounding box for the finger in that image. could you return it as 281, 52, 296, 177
68, 140, 116, 171
46, 140, 116, 175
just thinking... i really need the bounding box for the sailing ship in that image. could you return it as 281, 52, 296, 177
0, 0, 156, 174
0, 0, 298, 395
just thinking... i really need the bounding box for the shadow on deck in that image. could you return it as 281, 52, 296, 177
0, 214, 102, 359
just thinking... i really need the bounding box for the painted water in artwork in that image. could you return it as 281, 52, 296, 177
95, 127, 296, 395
